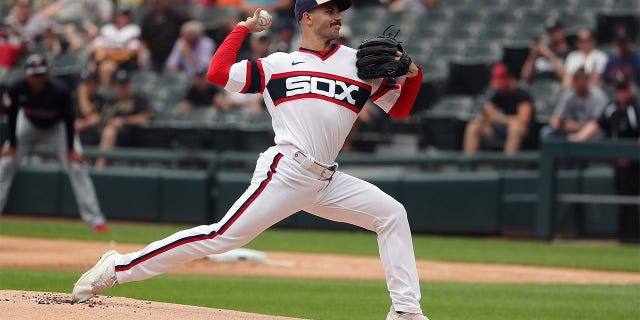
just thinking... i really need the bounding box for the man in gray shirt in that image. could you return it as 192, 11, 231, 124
540, 67, 608, 139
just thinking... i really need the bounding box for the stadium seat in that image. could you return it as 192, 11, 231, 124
446, 57, 491, 96
578, 0, 615, 10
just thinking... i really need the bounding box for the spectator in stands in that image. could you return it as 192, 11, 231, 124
94, 70, 152, 169
39, 0, 113, 25
87, 5, 142, 88
563, 29, 608, 88
239, 29, 272, 60
74, 69, 104, 145
177, 67, 229, 121
3, 0, 48, 54
140, 0, 190, 73
601, 26, 640, 88
463, 63, 535, 154
0, 23, 24, 69
270, 19, 296, 53
569, 74, 639, 243
165, 20, 216, 75
540, 67, 608, 140
521, 19, 569, 83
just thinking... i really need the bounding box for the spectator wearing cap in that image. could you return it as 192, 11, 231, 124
601, 27, 640, 88
521, 19, 569, 83
563, 29, 608, 88
139, 0, 190, 73
248, 29, 272, 59
94, 70, 152, 169
569, 74, 639, 243
165, 20, 217, 75
464, 63, 535, 154
0, 54, 108, 232
88, 4, 142, 88
540, 67, 608, 140
177, 67, 230, 121
270, 19, 297, 53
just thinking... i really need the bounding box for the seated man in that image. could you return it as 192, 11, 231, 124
569, 74, 639, 243
94, 70, 152, 169
540, 67, 608, 139
464, 63, 535, 154
177, 67, 229, 121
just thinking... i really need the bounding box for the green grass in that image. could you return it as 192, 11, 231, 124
1, 269, 638, 320
1, 218, 639, 272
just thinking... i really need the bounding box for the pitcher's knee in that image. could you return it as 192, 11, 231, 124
376, 201, 409, 232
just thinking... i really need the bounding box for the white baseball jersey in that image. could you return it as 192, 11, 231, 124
224, 44, 405, 164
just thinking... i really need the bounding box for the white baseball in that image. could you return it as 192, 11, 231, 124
258, 10, 272, 26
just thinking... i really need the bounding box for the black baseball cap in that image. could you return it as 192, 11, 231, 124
613, 73, 631, 89
545, 19, 563, 32
295, 0, 351, 22
25, 54, 49, 75
114, 69, 130, 83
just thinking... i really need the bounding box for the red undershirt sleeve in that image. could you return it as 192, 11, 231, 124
206, 25, 250, 87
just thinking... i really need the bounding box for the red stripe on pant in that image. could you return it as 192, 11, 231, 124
115, 153, 284, 272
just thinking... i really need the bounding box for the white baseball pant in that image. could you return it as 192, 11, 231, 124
114, 145, 422, 314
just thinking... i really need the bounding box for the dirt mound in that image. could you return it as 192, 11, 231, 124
0, 290, 306, 320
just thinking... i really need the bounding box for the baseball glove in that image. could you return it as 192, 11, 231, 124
356, 26, 412, 79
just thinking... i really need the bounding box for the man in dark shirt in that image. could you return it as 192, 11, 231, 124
140, 0, 190, 72
177, 68, 227, 121
570, 74, 639, 243
94, 70, 152, 169
464, 63, 535, 154
0, 54, 108, 233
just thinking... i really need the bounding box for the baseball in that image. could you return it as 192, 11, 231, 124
258, 10, 272, 26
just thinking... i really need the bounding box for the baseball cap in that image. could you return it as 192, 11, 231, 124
490, 63, 511, 88
613, 72, 631, 89
295, 0, 352, 22
114, 69, 130, 83
251, 29, 271, 41
25, 54, 49, 76
545, 19, 563, 32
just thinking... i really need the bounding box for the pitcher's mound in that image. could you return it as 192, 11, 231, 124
0, 290, 306, 320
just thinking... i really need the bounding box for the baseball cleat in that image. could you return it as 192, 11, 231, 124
386, 306, 430, 320
92, 224, 110, 233
72, 250, 120, 303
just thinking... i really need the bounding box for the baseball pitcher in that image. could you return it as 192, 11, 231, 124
73, 1, 427, 318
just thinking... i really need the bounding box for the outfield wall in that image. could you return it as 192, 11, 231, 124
4, 164, 616, 237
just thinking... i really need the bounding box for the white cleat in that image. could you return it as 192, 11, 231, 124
72, 250, 120, 303
386, 306, 430, 320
